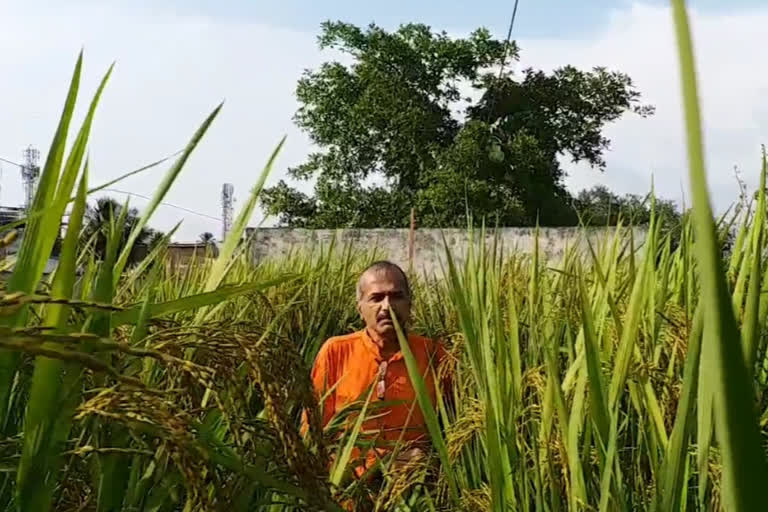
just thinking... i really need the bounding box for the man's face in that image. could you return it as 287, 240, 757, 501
357, 269, 411, 339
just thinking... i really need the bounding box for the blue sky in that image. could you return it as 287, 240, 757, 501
146, 0, 764, 37
2, 1, 767, 240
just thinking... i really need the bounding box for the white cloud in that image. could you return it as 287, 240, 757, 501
0, 2, 323, 240
0, 2, 765, 240
514, 3, 768, 210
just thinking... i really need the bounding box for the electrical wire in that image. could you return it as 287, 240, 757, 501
101, 188, 221, 222
498, 0, 521, 79
0, 155, 220, 223
0, 157, 22, 168
482, 0, 521, 128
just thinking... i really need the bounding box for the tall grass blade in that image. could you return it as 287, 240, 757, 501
16, 168, 89, 511
657, 306, 703, 512
391, 312, 459, 506
87, 204, 128, 512
742, 148, 766, 373
199, 137, 285, 294
598, 414, 620, 512
55, 64, 113, 207
566, 366, 589, 508
329, 385, 374, 487
112, 275, 298, 326
84, 149, 183, 198
608, 234, 651, 409
113, 102, 224, 281
0, 52, 83, 432
578, 273, 610, 446
671, 2, 768, 510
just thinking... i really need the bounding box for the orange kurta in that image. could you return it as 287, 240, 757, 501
307, 330, 446, 477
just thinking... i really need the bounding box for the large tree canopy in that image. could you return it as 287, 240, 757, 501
261, 21, 655, 228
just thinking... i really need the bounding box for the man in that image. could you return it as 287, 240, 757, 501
305, 260, 447, 480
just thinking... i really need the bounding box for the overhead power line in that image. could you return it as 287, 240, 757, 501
0, 155, 220, 223
0, 156, 22, 168
498, 0, 521, 79
101, 188, 221, 222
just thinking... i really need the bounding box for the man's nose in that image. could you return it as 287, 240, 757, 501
381, 296, 391, 310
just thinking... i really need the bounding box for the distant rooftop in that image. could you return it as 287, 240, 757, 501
168, 242, 213, 249
0, 206, 24, 226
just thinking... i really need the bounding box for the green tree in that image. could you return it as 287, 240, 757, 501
574, 185, 681, 227
147, 230, 167, 249
261, 21, 654, 228
81, 197, 158, 265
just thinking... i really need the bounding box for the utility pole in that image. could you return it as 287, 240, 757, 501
21, 145, 40, 210
221, 183, 234, 242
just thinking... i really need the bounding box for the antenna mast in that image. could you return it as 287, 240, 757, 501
221, 183, 234, 241
21, 145, 40, 210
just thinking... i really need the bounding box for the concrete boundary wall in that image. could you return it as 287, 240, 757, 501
246, 227, 648, 276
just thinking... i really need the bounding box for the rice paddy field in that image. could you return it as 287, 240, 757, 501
0, 2, 766, 511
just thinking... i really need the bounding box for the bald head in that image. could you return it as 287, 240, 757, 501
356, 261, 410, 303
356, 261, 412, 339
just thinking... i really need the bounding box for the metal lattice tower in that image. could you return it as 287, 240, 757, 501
21, 145, 40, 210
221, 183, 234, 241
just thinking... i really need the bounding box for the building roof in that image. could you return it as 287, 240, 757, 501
1, 257, 58, 275
168, 242, 214, 249
0, 206, 24, 226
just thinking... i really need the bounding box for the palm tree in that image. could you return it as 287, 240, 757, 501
81, 197, 158, 265
147, 231, 167, 249
198, 231, 216, 246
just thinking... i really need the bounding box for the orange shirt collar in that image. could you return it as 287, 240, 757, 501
361, 329, 404, 363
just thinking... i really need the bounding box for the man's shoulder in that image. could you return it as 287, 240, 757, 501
326, 331, 364, 345
316, 331, 364, 356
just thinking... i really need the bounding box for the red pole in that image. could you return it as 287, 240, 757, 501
408, 208, 415, 274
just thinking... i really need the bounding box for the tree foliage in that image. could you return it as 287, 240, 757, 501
261, 21, 658, 228
574, 185, 681, 227
81, 197, 159, 265
199, 231, 216, 246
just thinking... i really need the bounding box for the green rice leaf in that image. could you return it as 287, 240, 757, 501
195, 136, 285, 323
578, 272, 610, 447
111, 275, 298, 326
607, 234, 651, 409
0, 52, 83, 433
113, 102, 223, 282
658, 306, 703, 512
598, 413, 620, 512
329, 384, 374, 487
671, 2, 768, 509
16, 166, 89, 512
742, 148, 766, 373
391, 312, 459, 505
84, 149, 182, 198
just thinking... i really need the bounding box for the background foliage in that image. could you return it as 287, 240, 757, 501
260, 21, 659, 228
